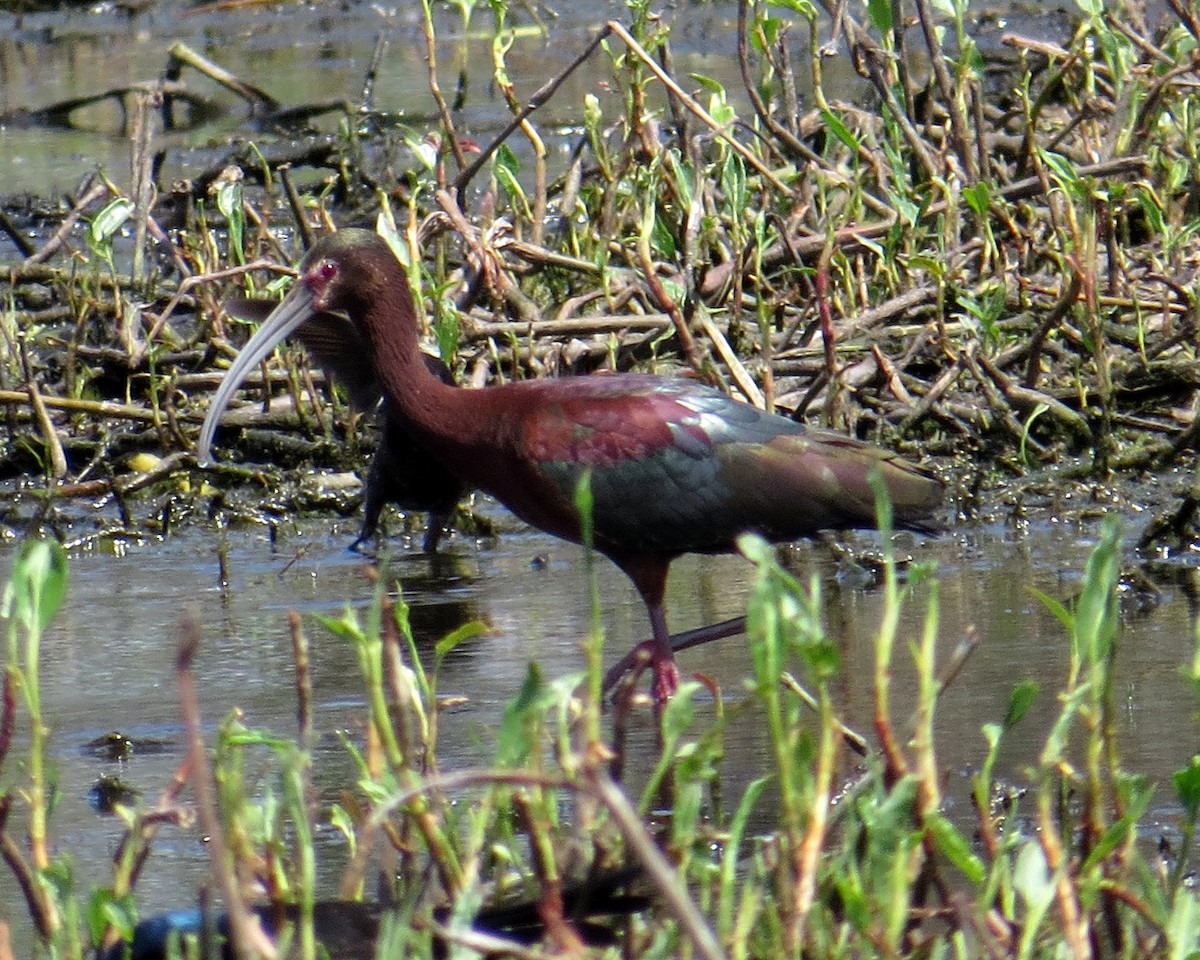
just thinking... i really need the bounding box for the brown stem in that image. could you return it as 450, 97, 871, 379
0, 675, 14, 772
279, 166, 315, 250
911, 0, 977, 181
584, 769, 724, 960
418, 3, 467, 176
167, 41, 280, 113
0, 796, 55, 941
1024, 267, 1084, 390
177, 612, 277, 960
607, 21, 795, 196
453, 27, 611, 197
18, 339, 67, 479
23, 182, 108, 266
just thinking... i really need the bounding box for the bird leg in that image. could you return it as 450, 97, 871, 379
601, 615, 748, 697
422, 507, 452, 553
608, 558, 685, 701
646, 604, 680, 702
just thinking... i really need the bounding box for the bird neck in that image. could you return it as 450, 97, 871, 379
361, 281, 488, 460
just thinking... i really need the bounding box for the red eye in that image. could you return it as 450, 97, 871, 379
306, 258, 339, 302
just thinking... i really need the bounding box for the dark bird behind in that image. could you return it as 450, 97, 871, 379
219, 297, 466, 552
198, 229, 943, 699
101, 869, 647, 960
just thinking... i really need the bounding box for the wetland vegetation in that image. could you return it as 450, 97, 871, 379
2, 0, 1200, 957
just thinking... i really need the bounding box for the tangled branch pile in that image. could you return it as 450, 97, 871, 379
0, 0, 1197, 541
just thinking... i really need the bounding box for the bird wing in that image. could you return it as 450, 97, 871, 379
516, 377, 939, 554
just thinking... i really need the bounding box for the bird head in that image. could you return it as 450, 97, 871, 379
196, 229, 401, 464
296, 228, 396, 317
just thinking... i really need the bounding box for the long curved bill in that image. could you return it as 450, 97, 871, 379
196, 281, 319, 464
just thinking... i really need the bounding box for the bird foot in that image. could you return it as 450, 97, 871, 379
348, 536, 378, 558
652, 656, 681, 703
604, 640, 681, 702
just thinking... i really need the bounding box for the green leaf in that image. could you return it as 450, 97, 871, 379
690, 73, 726, 95
405, 131, 439, 172
216, 177, 245, 261
651, 210, 677, 259
870, 775, 919, 836
718, 776, 771, 934
87, 888, 137, 944
821, 108, 861, 152
1029, 587, 1074, 633
574, 470, 594, 548
583, 93, 602, 130
767, 0, 816, 16
496, 662, 546, 767
1167, 888, 1200, 960
660, 681, 697, 743
721, 152, 747, 216
88, 197, 135, 246
494, 144, 527, 210
434, 297, 460, 366
925, 814, 985, 885
866, 0, 891, 32
1039, 149, 1080, 190
1073, 516, 1121, 663
4, 539, 68, 632
495, 142, 521, 180
1020, 402, 1049, 464
435, 619, 489, 660
737, 533, 773, 565
1013, 841, 1054, 910
215, 177, 241, 221
329, 803, 358, 856
317, 610, 366, 644
833, 864, 870, 929
1175, 756, 1200, 817
1003, 680, 1040, 731
963, 181, 991, 217
906, 255, 943, 276
1082, 775, 1153, 870
756, 15, 781, 49
375, 218, 409, 267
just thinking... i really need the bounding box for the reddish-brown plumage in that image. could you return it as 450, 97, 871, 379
200, 229, 944, 700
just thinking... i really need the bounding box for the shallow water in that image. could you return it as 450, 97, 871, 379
0, 0, 1131, 202
1, 501, 1199, 950
0, 0, 778, 203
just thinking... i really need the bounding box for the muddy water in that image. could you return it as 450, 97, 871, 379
0, 0, 866, 203
0, 0, 1096, 202
0, 505, 1198, 951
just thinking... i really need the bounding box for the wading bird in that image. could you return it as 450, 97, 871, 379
198, 229, 942, 700
218, 298, 466, 553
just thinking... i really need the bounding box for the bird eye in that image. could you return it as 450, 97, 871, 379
317, 260, 338, 282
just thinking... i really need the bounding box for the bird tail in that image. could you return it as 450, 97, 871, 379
779, 428, 945, 534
